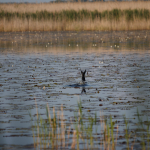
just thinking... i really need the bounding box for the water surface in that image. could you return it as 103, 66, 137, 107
0, 30, 150, 149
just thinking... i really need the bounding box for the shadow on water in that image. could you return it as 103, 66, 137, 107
0, 30, 150, 149
67, 82, 88, 88
67, 82, 88, 94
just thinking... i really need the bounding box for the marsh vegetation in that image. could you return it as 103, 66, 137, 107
0, 1, 150, 31
29, 100, 150, 150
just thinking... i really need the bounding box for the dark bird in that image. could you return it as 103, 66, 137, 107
81, 70, 86, 82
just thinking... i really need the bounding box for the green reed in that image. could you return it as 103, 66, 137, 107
29, 101, 150, 149
124, 116, 130, 150
0, 8, 149, 22
29, 100, 118, 149
136, 109, 150, 150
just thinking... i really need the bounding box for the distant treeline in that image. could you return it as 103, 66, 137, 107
0, 9, 149, 21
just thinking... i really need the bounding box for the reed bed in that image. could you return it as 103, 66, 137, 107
29, 100, 118, 149
29, 99, 150, 150
0, 1, 150, 31
0, 8, 150, 32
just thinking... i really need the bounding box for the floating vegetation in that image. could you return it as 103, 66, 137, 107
29, 100, 150, 150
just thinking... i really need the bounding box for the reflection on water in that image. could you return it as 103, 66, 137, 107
0, 31, 150, 149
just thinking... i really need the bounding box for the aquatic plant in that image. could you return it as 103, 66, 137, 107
29, 100, 118, 149
29, 100, 150, 149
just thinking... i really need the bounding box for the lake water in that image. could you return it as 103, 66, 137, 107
0, 30, 150, 149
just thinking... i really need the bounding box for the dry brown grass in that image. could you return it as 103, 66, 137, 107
0, 1, 150, 32
0, 1, 150, 13
1, 17, 150, 32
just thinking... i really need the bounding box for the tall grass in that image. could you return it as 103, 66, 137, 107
29, 100, 150, 150
0, 8, 150, 32
29, 100, 119, 149
1, 9, 149, 21
1, 1, 150, 32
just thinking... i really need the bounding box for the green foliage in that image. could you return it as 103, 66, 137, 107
125, 9, 134, 22
0, 9, 149, 22
29, 101, 150, 149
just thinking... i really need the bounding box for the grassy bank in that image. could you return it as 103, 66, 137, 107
0, 2, 150, 31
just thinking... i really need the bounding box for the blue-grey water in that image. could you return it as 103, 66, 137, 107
0, 31, 150, 149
